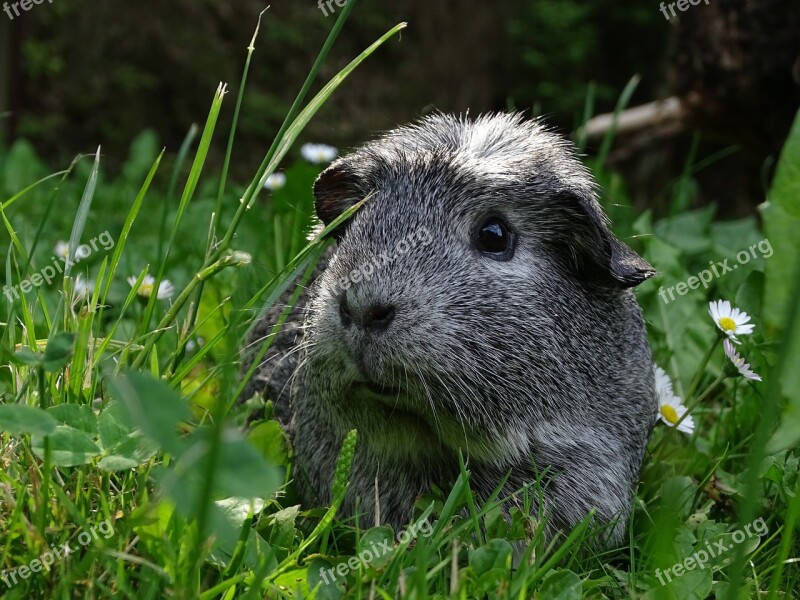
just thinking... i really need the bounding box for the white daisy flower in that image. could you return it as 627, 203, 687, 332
263, 172, 286, 190
723, 339, 762, 382
658, 394, 695, 435
654, 364, 695, 435
73, 276, 95, 300
54, 241, 70, 260
708, 300, 754, 343
300, 143, 338, 164
654, 365, 675, 399
127, 274, 175, 300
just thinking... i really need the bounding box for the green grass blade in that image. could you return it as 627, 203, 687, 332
98, 149, 164, 306
595, 75, 640, 169
64, 147, 101, 281
218, 19, 406, 252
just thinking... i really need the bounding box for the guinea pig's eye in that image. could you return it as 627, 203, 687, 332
475, 216, 516, 260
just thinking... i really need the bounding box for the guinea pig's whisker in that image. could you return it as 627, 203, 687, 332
428, 369, 471, 452
242, 331, 279, 351
411, 363, 443, 439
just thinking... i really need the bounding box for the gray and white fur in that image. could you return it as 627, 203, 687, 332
244, 113, 658, 545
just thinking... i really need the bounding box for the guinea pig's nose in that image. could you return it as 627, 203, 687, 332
362, 304, 395, 331
339, 296, 395, 331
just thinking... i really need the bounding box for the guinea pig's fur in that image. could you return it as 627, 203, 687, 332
245, 113, 658, 546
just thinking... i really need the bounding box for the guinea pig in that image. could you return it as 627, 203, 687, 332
245, 113, 658, 546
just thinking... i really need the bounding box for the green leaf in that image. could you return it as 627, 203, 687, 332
709, 217, 766, 265
307, 558, 343, 600
96, 400, 158, 470
98, 432, 158, 471
734, 270, 764, 321
107, 371, 191, 454
762, 109, 800, 451
654, 205, 716, 256
272, 566, 312, 597
11, 347, 42, 367
0, 405, 58, 436
469, 538, 513, 577
48, 404, 97, 435
358, 526, 395, 569
246, 420, 290, 466
537, 569, 583, 599
156, 428, 280, 525
264, 505, 301, 550
661, 566, 713, 599
97, 401, 134, 449
31, 425, 101, 467
761, 107, 800, 328
207, 496, 272, 571
761, 200, 800, 335
43, 332, 76, 372
214, 430, 282, 499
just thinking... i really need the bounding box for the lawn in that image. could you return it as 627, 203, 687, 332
1, 7, 798, 599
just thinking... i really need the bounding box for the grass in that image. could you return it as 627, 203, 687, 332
1, 6, 799, 599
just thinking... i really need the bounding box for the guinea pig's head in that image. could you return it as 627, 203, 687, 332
301, 113, 654, 461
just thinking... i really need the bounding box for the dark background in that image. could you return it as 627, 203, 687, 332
1, 0, 799, 215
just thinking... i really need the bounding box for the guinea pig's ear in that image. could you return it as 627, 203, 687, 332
313, 160, 363, 234
557, 190, 656, 288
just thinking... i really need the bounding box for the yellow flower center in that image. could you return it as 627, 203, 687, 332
139, 282, 154, 298
718, 317, 737, 332
661, 404, 679, 425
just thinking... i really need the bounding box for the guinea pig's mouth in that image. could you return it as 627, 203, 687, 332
351, 380, 429, 426
364, 381, 404, 397
352, 380, 408, 406
351, 378, 421, 410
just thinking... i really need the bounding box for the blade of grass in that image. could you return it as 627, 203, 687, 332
215, 19, 406, 256
99, 150, 164, 306
63, 147, 101, 282
140, 84, 227, 341
595, 75, 640, 169
575, 80, 597, 154
159, 124, 199, 262
20, 155, 82, 274
211, 7, 269, 244
0, 212, 44, 345
179, 10, 271, 377
0, 169, 70, 211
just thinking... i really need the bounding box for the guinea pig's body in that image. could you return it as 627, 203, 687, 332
246, 113, 658, 545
